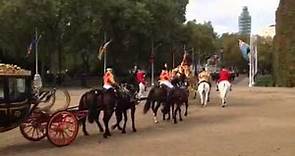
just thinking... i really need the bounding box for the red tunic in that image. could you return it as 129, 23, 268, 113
160, 70, 170, 81
218, 68, 231, 82
136, 71, 146, 85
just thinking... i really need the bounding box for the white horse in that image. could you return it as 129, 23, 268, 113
217, 80, 231, 107
197, 82, 210, 107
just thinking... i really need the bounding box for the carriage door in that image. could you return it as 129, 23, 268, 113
7, 77, 30, 126
0, 77, 8, 127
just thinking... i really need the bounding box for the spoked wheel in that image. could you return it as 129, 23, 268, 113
20, 112, 48, 141
47, 111, 79, 147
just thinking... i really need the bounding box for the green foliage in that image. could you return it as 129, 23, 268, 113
0, 0, 220, 81
255, 75, 274, 87
257, 36, 273, 74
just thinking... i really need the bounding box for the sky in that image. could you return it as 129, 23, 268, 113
186, 0, 280, 35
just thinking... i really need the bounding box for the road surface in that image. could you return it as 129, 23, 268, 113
1, 76, 295, 156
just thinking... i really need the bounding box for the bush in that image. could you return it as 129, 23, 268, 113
255, 75, 274, 87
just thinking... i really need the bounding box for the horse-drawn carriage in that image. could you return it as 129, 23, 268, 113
0, 64, 82, 146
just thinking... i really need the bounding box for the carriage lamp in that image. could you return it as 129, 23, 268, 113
33, 73, 42, 93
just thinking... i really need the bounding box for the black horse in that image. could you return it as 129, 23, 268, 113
143, 85, 168, 123
143, 73, 187, 123
111, 83, 138, 133
78, 89, 104, 136
162, 87, 189, 124
85, 87, 118, 138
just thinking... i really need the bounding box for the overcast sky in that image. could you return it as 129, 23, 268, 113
186, 0, 280, 35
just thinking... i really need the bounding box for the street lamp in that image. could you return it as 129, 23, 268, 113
33, 28, 42, 95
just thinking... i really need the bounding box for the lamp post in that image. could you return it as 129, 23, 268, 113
33, 28, 42, 94
151, 39, 155, 86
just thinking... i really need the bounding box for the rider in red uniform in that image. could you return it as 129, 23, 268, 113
136, 69, 146, 97
216, 66, 232, 91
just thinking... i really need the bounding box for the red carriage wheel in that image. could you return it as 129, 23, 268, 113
47, 111, 79, 147
20, 112, 48, 141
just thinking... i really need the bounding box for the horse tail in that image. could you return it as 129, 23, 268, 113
143, 98, 152, 114
88, 90, 101, 123
143, 88, 155, 114
203, 83, 206, 91
78, 93, 87, 125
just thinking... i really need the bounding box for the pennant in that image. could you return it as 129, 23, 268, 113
26, 39, 35, 57
98, 40, 112, 60
181, 52, 192, 66
26, 34, 41, 57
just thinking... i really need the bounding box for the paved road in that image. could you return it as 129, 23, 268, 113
1, 76, 295, 156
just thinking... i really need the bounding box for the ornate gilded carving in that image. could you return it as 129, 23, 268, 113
0, 64, 31, 76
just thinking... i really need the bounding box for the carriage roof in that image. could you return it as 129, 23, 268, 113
0, 64, 31, 77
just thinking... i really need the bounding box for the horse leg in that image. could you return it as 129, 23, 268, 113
172, 104, 177, 124
193, 89, 197, 99
167, 107, 171, 120
112, 110, 123, 130
95, 111, 104, 132
153, 102, 160, 124
184, 101, 188, 116
131, 106, 137, 132
81, 117, 89, 136
103, 109, 114, 138
122, 111, 128, 134
204, 91, 208, 107
178, 104, 183, 121
151, 101, 158, 123
200, 91, 204, 106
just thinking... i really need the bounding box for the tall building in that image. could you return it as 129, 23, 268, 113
239, 6, 252, 35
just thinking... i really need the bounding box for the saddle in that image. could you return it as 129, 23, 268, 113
198, 80, 211, 88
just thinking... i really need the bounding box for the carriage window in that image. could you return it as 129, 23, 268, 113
8, 78, 26, 101
0, 78, 4, 100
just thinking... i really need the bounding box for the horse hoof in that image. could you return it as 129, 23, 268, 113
122, 130, 126, 134
111, 125, 116, 130
180, 119, 183, 121
154, 120, 159, 124
103, 134, 108, 138
84, 133, 89, 136
133, 129, 137, 132
184, 113, 187, 116
222, 105, 225, 108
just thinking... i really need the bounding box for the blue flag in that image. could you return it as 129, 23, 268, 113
239, 39, 250, 62
26, 39, 36, 57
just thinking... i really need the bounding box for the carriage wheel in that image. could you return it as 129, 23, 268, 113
47, 111, 79, 147
20, 112, 47, 141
